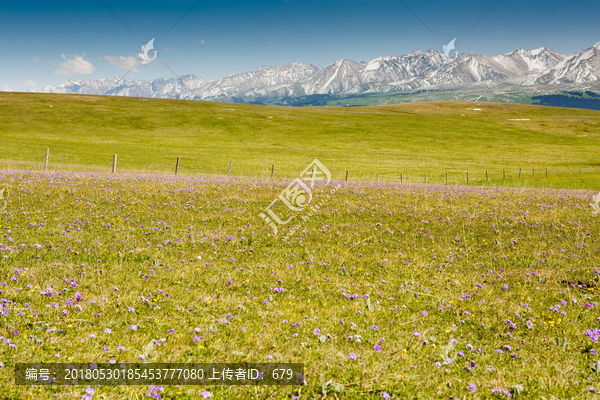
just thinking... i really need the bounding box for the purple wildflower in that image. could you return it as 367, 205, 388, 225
586, 329, 600, 342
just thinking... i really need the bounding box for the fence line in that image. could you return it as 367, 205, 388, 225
43, 149, 49, 172
6, 149, 600, 187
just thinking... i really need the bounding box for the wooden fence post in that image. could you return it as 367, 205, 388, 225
175, 157, 180, 175
227, 161, 232, 177
44, 148, 49, 172
401, 173, 403, 183
424, 173, 427, 183
345, 170, 349, 181
446, 172, 448, 185
546, 168, 548, 177
519, 168, 521, 178
112, 154, 117, 173
271, 164, 275, 180
467, 171, 469, 184
503, 169, 505, 180
376, 174, 379, 183
486, 170, 488, 181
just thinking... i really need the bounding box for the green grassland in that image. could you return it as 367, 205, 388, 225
1, 172, 600, 399
3, 94, 600, 399
1, 92, 600, 189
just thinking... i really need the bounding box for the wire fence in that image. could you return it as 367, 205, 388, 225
2, 148, 600, 189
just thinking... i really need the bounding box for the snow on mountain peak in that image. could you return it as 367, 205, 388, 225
530, 47, 547, 56
37, 42, 600, 101
363, 61, 381, 71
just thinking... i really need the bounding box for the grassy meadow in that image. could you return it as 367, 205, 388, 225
1, 92, 600, 189
2, 94, 600, 399
0, 170, 600, 399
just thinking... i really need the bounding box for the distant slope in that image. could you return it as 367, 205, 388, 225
532, 91, 600, 110
2, 93, 600, 189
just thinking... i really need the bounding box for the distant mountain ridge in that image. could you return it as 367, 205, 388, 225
37, 42, 600, 104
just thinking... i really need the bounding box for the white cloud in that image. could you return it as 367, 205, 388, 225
47, 60, 56, 65
23, 80, 36, 86
163, 61, 175, 67
31, 55, 40, 63
53, 53, 96, 76
2, 85, 12, 92
102, 55, 142, 72
200, 40, 205, 45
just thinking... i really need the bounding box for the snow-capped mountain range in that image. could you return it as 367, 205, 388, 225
37, 41, 600, 102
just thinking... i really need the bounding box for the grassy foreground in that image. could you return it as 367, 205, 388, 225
1, 170, 600, 399
1, 92, 600, 189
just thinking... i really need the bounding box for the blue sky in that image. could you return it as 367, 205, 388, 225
1, 0, 599, 91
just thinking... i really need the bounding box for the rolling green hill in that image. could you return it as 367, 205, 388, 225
1, 92, 600, 189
